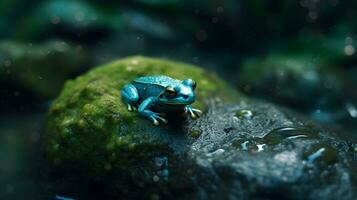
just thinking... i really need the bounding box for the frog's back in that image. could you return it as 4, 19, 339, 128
132, 76, 180, 101
133, 75, 180, 87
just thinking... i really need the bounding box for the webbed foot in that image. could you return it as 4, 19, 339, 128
149, 113, 168, 126
126, 104, 138, 112
185, 105, 202, 119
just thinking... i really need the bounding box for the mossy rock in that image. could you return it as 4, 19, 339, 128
43, 57, 356, 199
44, 96, 356, 199
44, 56, 239, 172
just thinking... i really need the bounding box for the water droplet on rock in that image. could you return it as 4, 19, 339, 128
206, 149, 225, 157
154, 157, 169, 181
241, 141, 249, 150
232, 140, 261, 152
256, 144, 266, 152
345, 103, 357, 118
303, 143, 338, 165
235, 109, 255, 120
190, 130, 201, 138
261, 127, 318, 146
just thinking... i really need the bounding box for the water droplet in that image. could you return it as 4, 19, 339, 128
155, 157, 167, 167
241, 141, 249, 150
345, 103, 357, 118
344, 45, 355, 56
286, 135, 309, 139
190, 130, 201, 138
256, 144, 266, 152
232, 140, 260, 152
303, 143, 338, 165
154, 157, 169, 181
206, 149, 225, 157
261, 127, 318, 146
153, 175, 160, 182
235, 109, 255, 120
306, 147, 325, 164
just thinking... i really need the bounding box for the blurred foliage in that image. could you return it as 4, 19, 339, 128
0, 0, 355, 49
0, 40, 89, 98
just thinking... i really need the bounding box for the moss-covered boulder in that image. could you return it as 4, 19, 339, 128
44, 57, 356, 199
44, 56, 238, 171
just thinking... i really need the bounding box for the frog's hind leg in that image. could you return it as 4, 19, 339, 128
121, 84, 139, 111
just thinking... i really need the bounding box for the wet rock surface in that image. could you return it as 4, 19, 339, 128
44, 57, 356, 199
184, 100, 356, 199
44, 100, 356, 199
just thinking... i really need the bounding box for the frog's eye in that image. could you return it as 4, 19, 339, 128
183, 79, 196, 90
165, 86, 176, 98
191, 80, 196, 90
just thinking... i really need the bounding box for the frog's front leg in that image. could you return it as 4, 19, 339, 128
121, 84, 139, 111
138, 97, 168, 126
185, 105, 202, 119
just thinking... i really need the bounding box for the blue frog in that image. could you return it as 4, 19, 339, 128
121, 75, 202, 125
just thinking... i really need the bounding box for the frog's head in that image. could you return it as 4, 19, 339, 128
158, 79, 196, 105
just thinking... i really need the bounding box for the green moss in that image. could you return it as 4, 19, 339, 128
45, 56, 239, 171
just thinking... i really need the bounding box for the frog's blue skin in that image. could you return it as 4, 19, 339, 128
121, 75, 202, 125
